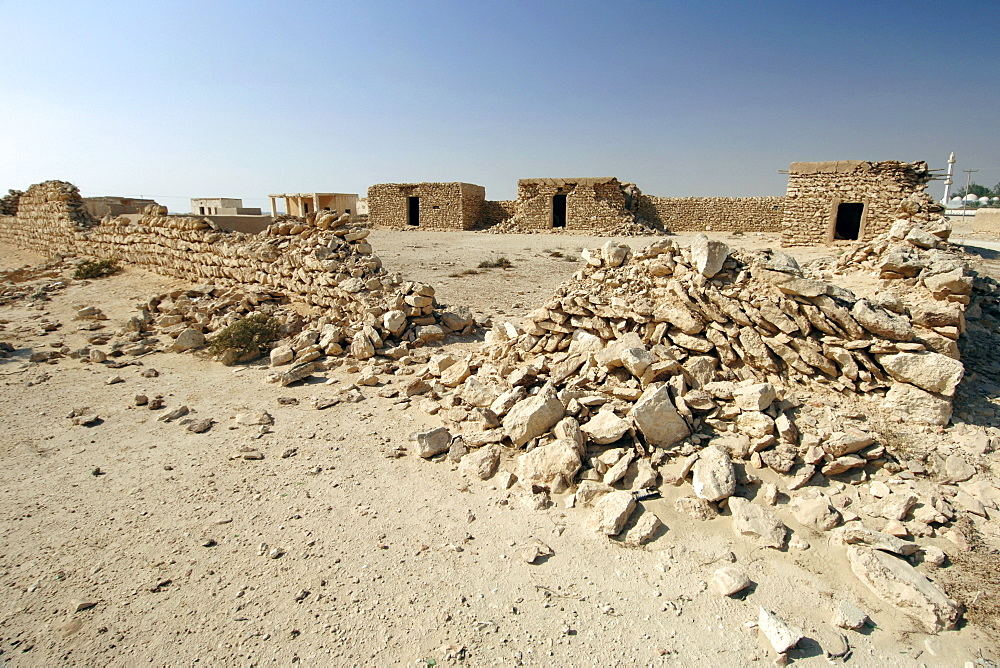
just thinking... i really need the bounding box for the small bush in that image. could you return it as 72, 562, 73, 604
478, 256, 513, 269
74, 259, 120, 280
207, 313, 280, 356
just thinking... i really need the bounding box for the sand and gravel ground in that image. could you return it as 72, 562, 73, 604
1, 231, 998, 666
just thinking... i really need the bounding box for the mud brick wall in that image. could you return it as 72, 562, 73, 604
781, 161, 934, 246
638, 196, 784, 233
367, 182, 485, 230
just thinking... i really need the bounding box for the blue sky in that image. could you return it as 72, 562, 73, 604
1, 0, 997, 212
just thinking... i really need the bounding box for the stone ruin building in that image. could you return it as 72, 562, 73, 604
366, 177, 785, 236
82, 196, 159, 219
367, 182, 486, 230
363, 160, 939, 242
781, 160, 941, 246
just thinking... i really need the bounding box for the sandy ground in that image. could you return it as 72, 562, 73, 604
1, 231, 998, 666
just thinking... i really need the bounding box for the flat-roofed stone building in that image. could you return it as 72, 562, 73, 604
192, 198, 261, 216
367, 182, 485, 229
781, 160, 938, 246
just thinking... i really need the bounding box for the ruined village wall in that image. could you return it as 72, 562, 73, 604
781, 161, 933, 247
0, 181, 465, 351
638, 196, 784, 233
368, 182, 485, 230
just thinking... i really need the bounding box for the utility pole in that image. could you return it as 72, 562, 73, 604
962, 168, 979, 213
942, 152, 956, 203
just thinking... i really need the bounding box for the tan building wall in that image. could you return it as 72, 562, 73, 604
781, 160, 935, 246
367, 182, 485, 229
637, 196, 783, 233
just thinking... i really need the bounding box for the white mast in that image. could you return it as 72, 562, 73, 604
942, 151, 956, 203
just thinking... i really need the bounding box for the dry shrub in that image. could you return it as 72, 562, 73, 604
207, 313, 279, 357
74, 259, 120, 280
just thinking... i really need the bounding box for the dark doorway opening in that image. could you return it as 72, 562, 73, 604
834, 203, 864, 240
407, 196, 420, 226
552, 194, 567, 228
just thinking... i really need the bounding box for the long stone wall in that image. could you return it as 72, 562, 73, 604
367, 182, 485, 230
781, 161, 940, 246
638, 196, 784, 233
0, 180, 466, 355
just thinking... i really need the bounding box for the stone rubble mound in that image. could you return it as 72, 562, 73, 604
486, 213, 662, 237
404, 233, 992, 633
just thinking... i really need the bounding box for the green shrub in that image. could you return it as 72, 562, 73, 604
74, 259, 120, 280
207, 313, 280, 356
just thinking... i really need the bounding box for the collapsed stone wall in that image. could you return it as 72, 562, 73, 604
367, 182, 485, 230
638, 196, 784, 233
0, 180, 472, 362
482, 200, 516, 228
0, 189, 24, 216
782, 161, 941, 246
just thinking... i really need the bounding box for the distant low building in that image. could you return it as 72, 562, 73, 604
191, 198, 261, 216
268, 193, 357, 218
83, 196, 159, 219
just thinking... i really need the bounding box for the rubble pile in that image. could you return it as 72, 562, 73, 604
403, 233, 996, 634
486, 213, 661, 237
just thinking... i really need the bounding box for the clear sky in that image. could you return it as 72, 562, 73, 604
1, 0, 998, 212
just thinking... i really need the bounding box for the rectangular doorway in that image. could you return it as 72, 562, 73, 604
834, 203, 864, 240
552, 194, 567, 228
407, 196, 420, 226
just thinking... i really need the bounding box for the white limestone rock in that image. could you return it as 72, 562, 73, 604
846, 545, 961, 633
692, 446, 736, 502
690, 234, 729, 278
410, 426, 453, 458
502, 389, 564, 447
629, 384, 690, 448
878, 351, 964, 397
514, 439, 581, 493
728, 497, 787, 549
458, 444, 501, 480
883, 382, 952, 426
591, 490, 636, 536
758, 607, 802, 654
711, 566, 751, 596
581, 408, 630, 445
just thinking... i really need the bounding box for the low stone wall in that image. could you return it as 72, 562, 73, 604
971, 209, 1000, 235
638, 196, 784, 233
0, 180, 466, 356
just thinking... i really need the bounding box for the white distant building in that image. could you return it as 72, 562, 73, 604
191, 198, 262, 215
